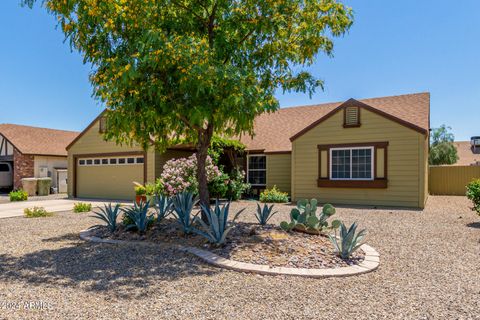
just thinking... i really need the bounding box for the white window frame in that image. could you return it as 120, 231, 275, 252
329, 146, 374, 181
247, 154, 267, 186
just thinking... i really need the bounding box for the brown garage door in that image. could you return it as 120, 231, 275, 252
76, 155, 144, 200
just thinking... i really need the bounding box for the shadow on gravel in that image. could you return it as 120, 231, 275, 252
42, 233, 80, 242
466, 222, 480, 229
0, 241, 219, 298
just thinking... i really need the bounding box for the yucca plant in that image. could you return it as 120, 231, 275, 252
194, 200, 245, 246
92, 203, 121, 232
155, 194, 172, 223
171, 191, 198, 234
328, 222, 367, 259
122, 201, 155, 234
255, 203, 277, 225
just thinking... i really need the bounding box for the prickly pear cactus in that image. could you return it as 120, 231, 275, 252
322, 203, 336, 216
280, 221, 295, 232
279, 199, 337, 234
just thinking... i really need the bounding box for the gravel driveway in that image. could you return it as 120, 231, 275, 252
0, 196, 478, 319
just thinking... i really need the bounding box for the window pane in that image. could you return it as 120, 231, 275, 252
79, 160, 85, 166
118, 158, 126, 164
94, 159, 101, 165
102, 159, 108, 165
0, 164, 9, 172
248, 156, 266, 170
110, 158, 117, 165
352, 148, 372, 179
136, 157, 144, 164
331, 150, 350, 179
86, 159, 93, 165
248, 170, 266, 185
127, 158, 135, 164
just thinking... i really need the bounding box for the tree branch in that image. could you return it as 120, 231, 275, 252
170, 0, 206, 22
207, 2, 217, 48
176, 113, 204, 133
224, 27, 256, 64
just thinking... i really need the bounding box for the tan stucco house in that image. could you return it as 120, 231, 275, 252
0, 124, 79, 192
68, 92, 430, 208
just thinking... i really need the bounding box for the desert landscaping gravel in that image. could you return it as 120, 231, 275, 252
0, 196, 479, 319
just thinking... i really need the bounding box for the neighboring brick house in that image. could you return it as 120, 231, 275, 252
0, 124, 78, 192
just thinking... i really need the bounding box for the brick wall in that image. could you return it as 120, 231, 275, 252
13, 148, 34, 189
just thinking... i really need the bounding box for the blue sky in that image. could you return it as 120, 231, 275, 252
0, 0, 478, 141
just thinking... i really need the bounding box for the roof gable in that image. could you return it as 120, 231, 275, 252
290, 97, 429, 142
240, 92, 430, 153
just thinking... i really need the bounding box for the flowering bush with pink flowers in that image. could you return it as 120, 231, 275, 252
160, 154, 222, 196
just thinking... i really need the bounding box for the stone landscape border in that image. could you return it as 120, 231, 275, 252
80, 228, 380, 278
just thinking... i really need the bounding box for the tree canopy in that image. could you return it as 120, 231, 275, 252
24, 0, 353, 207
429, 125, 458, 165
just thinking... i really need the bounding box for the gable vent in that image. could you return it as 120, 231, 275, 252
344, 106, 360, 127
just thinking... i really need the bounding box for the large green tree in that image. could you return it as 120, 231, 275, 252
429, 125, 459, 165
24, 0, 353, 210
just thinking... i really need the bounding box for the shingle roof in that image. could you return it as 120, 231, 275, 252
453, 141, 480, 166
0, 124, 79, 156
240, 92, 430, 153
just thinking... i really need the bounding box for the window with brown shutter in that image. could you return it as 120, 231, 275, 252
317, 142, 388, 188
343, 106, 360, 127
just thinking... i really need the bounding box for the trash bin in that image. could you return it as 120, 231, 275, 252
21, 178, 37, 196
37, 177, 52, 196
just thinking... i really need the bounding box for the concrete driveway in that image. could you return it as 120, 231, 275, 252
0, 199, 129, 219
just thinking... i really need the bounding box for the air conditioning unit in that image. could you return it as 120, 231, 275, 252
39, 167, 49, 178
471, 136, 480, 154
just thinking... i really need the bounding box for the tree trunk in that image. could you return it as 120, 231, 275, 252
196, 123, 214, 222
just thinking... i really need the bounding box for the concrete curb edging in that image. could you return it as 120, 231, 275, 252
80, 228, 380, 278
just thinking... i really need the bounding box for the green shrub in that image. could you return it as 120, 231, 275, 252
24, 206, 52, 218
260, 185, 289, 203
9, 189, 28, 202
144, 183, 157, 196
208, 172, 230, 199
73, 202, 92, 213
226, 169, 250, 200
92, 203, 121, 232
328, 221, 367, 259
466, 179, 480, 215
134, 185, 147, 196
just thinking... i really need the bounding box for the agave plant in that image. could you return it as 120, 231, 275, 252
122, 201, 155, 234
92, 203, 121, 232
171, 191, 198, 234
328, 222, 367, 259
255, 203, 277, 226
154, 194, 172, 223
194, 200, 245, 245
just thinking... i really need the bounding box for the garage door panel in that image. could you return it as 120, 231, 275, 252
77, 160, 143, 200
